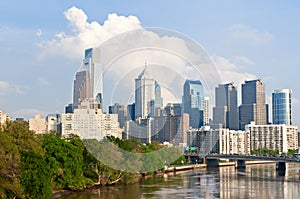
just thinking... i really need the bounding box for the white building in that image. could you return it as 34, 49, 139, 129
29, 114, 47, 134
246, 122, 298, 154
62, 98, 122, 140
203, 97, 210, 126
0, 109, 10, 129
187, 126, 250, 155
219, 128, 250, 155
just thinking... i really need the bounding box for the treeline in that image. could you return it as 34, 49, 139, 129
0, 120, 185, 199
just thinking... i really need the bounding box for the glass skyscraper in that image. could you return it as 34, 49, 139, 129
272, 89, 292, 125
182, 79, 203, 128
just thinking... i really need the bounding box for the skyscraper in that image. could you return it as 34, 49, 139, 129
73, 70, 92, 108
135, 64, 163, 119
239, 79, 268, 130
272, 89, 292, 125
73, 48, 101, 109
182, 79, 203, 128
213, 83, 238, 130
203, 97, 210, 126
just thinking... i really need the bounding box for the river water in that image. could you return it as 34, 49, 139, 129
57, 163, 300, 199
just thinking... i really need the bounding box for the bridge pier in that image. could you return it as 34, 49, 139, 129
276, 162, 286, 172
236, 159, 246, 169
206, 159, 219, 168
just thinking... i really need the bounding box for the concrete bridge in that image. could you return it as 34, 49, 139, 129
185, 154, 300, 172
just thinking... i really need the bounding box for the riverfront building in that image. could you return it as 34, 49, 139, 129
187, 127, 250, 155
246, 122, 298, 154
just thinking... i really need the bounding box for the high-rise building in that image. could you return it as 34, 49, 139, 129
213, 83, 238, 130
182, 79, 204, 128
272, 89, 292, 125
127, 103, 135, 121
239, 79, 268, 130
135, 64, 163, 119
203, 97, 210, 126
73, 70, 93, 108
29, 114, 47, 134
73, 48, 101, 109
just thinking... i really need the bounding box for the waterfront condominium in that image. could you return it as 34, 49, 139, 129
239, 79, 268, 130
272, 89, 292, 125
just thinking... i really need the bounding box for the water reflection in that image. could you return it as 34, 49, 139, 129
57, 163, 300, 199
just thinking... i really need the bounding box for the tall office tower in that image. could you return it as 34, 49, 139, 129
213, 83, 238, 130
109, 103, 128, 128
272, 89, 292, 125
203, 97, 210, 126
239, 79, 268, 130
182, 79, 204, 128
73, 70, 93, 108
73, 48, 101, 109
135, 64, 155, 119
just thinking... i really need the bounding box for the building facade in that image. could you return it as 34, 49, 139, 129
29, 114, 47, 134
62, 98, 122, 140
272, 89, 292, 125
183, 79, 204, 128
246, 122, 298, 154
239, 79, 268, 130
213, 83, 238, 130
135, 64, 158, 119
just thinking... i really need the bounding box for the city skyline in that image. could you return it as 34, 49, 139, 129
1, 1, 300, 128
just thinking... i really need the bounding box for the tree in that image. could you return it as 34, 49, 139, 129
20, 151, 52, 199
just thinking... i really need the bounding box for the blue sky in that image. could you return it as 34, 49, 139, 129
1, 1, 300, 126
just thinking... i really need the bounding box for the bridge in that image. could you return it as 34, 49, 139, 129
185, 154, 300, 172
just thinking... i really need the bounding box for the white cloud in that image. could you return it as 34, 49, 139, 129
36, 29, 42, 37
38, 7, 142, 61
211, 55, 257, 87
229, 24, 273, 46
233, 56, 255, 66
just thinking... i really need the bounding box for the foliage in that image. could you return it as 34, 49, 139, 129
20, 151, 52, 199
287, 149, 298, 156
251, 148, 279, 155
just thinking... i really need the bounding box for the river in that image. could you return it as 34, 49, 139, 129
56, 163, 300, 198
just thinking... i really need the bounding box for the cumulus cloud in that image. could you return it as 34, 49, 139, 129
211, 55, 257, 87
229, 24, 273, 46
38, 6, 142, 61
233, 55, 255, 66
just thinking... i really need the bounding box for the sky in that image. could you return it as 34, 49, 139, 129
1, 1, 300, 126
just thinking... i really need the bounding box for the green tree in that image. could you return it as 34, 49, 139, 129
0, 131, 23, 198
20, 151, 52, 199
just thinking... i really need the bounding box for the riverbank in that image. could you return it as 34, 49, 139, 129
51, 160, 277, 198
